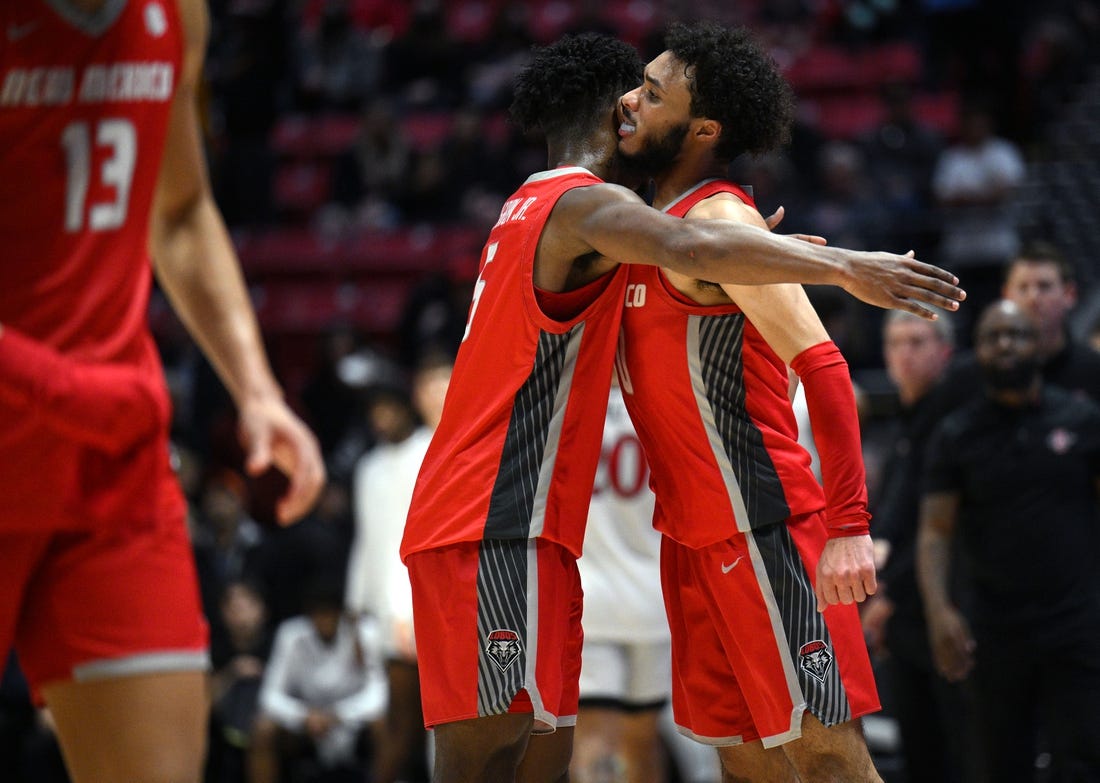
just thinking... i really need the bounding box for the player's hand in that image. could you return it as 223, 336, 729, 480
764, 206, 827, 245
927, 604, 975, 682
838, 249, 965, 320
815, 534, 877, 612
237, 395, 325, 525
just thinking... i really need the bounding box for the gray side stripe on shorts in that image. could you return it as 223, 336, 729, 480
476, 538, 530, 716
751, 523, 851, 729
72, 650, 210, 682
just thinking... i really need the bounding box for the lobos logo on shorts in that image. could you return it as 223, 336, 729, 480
798, 640, 834, 683
485, 629, 523, 672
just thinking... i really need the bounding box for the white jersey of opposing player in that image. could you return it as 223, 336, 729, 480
346, 426, 434, 659
579, 386, 668, 643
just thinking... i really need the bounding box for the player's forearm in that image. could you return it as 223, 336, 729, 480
153, 197, 282, 407
790, 341, 870, 537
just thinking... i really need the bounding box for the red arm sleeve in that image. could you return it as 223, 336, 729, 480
789, 340, 871, 538
0, 327, 169, 455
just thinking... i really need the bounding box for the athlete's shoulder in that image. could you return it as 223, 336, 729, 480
688, 189, 759, 223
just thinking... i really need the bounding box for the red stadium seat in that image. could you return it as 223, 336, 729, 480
527, 0, 581, 44
400, 112, 454, 152
784, 46, 863, 94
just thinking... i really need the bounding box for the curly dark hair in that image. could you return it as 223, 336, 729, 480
664, 21, 794, 162
511, 33, 642, 142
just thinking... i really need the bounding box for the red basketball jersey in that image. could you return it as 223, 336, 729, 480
0, 0, 183, 528
617, 179, 824, 548
402, 167, 628, 560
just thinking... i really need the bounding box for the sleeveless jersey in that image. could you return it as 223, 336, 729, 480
617, 179, 824, 548
0, 0, 183, 527
401, 167, 629, 560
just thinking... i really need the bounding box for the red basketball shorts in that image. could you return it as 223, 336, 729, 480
662, 511, 879, 748
407, 538, 583, 732
0, 475, 208, 701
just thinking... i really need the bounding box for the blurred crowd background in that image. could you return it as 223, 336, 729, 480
4, 1, 1100, 781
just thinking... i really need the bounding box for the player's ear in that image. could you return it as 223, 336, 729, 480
694, 118, 721, 144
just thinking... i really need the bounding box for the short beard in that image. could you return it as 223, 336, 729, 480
981, 359, 1040, 393
620, 121, 690, 178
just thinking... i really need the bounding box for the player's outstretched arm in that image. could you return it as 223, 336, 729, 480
556, 184, 965, 319
150, 0, 323, 524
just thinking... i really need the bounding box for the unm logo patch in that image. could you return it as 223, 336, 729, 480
798, 640, 833, 683
485, 629, 523, 672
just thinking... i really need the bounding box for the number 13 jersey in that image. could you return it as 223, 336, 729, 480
0, 0, 183, 527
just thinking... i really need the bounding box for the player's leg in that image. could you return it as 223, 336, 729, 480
780, 713, 880, 782
662, 537, 795, 782
433, 713, 535, 783
409, 539, 583, 783
716, 741, 797, 783
16, 495, 210, 783
517, 539, 586, 783
43, 672, 208, 783
519, 724, 575, 783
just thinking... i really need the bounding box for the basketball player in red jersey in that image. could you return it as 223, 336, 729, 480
616, 22, 886, 780
0, 1, 324, 782
399, 33, 964, 783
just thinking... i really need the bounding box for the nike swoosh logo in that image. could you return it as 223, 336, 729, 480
8, 21, 39, 41
721, 556, 744, 574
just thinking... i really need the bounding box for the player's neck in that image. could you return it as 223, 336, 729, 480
651, 158, 726, 211
546, 140, 615, 181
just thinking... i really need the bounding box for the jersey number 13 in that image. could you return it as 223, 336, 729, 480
60, 118, 137, 233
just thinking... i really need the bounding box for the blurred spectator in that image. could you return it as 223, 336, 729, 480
299, 328, 373, 459
1018, 9, 1092, 142
252, 489, 356, 629
384, 0, 465, 108
192, 469, 266, 631
463, 7, 533, 110
859, 83, 945, 252
931, 100, 1026, 325
917, 299, 1100, 782
938, 241, 1100, 406
298, 0, 409, 36
292, 0, 385, 112
346, 353, 453, 783
396, 273, 472, 370
442, 107, 515, 224
396, 149, 462, 224
804, 140, 890, 251
249, 579, 388, 783
206, 0, 288, 226
332, 99, 411, 228
207, 579, 273, 783
861, 310, 983, 783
